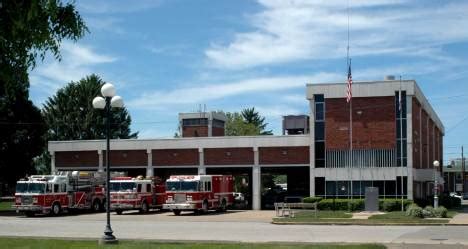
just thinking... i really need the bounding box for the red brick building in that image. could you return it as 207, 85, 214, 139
308, 78, 444, 200
49, 78, 443, 209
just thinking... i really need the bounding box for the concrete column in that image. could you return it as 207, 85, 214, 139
309, 97, 316, 197
146, 149, 153, 177
406, 95, 414, 200
198, 148, 206, 175
252, 147, 261, 210
50, 151, 56, 174
310, 167, 315, 197
98, 150, 104, 172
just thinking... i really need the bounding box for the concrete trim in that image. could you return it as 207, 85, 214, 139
48, 135, 309, 152
315, 168, 407, 180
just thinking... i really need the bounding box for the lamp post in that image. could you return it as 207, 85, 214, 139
433, 160, 440, 208
93, 83, 123, 244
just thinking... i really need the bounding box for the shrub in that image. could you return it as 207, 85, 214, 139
433, 206, 448, 218
316, 199, 364, 211
379, 199, 413, 212
423, 206, 435, 218
406, 204, 423, 218
303, 197, 323, 203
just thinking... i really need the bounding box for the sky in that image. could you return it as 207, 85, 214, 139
28, 0, 468, 165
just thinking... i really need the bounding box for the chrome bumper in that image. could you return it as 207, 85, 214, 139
110, 203, 135, 210
14, 205, 44, 212
163, 203, 197, 210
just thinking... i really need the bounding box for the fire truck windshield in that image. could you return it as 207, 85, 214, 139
110, 182, 136, 192
166, 181, 198, 191
15, 183, 45, 194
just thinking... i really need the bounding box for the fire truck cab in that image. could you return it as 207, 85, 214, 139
110, 176, 166, 215
13, 171, 105, 217
163, 175, 233, 215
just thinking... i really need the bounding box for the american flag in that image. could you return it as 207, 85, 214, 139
346, 61, 352, 103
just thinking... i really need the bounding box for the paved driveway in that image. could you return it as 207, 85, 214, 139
0, 210, 467, 246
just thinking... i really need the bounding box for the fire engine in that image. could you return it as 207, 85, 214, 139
13, 171, 105, 217
163, 175, 234, 215
110, 176, 166, 215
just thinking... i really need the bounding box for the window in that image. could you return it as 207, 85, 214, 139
315, 103, 324, 121
54, 184, 59, 193
137, 184, 142, 193
314, 94, 326, 168
146, 184, 151, 193
183, 118, 208, 126
204, 181, 211, 191
212, 119, 225, 128
315, 122, 325, 141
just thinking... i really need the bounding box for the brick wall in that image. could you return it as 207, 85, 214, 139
56, 151, 98, 168
421, 110, 429, 168
204, 148, 254, 165
429, 120, 435, 168
325, 97, 396, 150
153, 149, 199, 166
412, 98, 422, 169
103, 150, 147, 166
259, 146, 309, 164
212, 127, 225, 136
182, 126, 208, 137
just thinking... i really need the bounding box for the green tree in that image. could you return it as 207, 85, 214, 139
225, 112, 260, 136
43, 74, 138, 140
0, 0, 87, 193
241, 107, 273, 135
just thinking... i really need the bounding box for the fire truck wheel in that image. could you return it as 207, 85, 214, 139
116, 210, 123, 215
24, 211, 35, 217
92, 199, 101, 212
202, 200, 209, 213
218, 199, 227, 212
51, 202, 61, 216
140, 202, 149, 213
173, 210, 181, 216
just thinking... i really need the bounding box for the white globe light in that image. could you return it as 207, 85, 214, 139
92, 96, 106, 109
101, 83, 116, 97
110, 96, 124, 108
433, 160, 440, 167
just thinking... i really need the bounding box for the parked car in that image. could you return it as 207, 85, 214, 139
449, 192, 462, 200
233, 192, 245, 202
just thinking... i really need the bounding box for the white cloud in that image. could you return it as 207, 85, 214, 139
206, 0, 468, 70
30, 42, 117, 100
126, 72, 340, 109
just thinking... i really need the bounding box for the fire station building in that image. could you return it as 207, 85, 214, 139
48, 77, 444, 210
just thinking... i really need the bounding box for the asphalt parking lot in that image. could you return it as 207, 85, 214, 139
1, 210, 468, 246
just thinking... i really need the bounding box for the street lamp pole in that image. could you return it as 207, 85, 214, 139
93, 83, 123, 245
433, 160, 440, 208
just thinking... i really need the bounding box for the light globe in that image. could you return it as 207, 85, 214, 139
110, 96, 124, 108
101, 83, 116, 97
92, 97, 106, 109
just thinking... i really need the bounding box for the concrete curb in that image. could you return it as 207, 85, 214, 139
272, 221, 468, 226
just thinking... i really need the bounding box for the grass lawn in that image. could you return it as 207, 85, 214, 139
291, 210, 352, 219
0, 201, 13, 211
0, 238, 385, 249
274, 211, 451, 224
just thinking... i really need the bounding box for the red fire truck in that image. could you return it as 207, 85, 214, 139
13, 171, 105, 217
163, 175, 234, 215
110, 176, 166, 215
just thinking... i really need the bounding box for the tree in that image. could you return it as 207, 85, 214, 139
43, 74, 138, 141
0, 0, 87, 193
225, 112, 260, 136
241, 107, 273, 135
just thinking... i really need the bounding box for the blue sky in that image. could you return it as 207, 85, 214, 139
28, 0, 468, 165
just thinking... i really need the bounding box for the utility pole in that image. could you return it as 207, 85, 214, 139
462, 146, 465, 196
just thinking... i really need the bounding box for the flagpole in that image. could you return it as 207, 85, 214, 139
399, 75, 404, 211
347, 0, 352, 201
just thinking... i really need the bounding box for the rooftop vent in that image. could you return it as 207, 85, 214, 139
384, 75, 395, 81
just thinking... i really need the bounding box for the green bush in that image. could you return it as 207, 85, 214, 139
433, 206, 448, 218
303, 197, 323, 203
406, 204, 423, 218
423, 206, 435, 218
379, 199, 413, 212
316, 199, 364, 211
